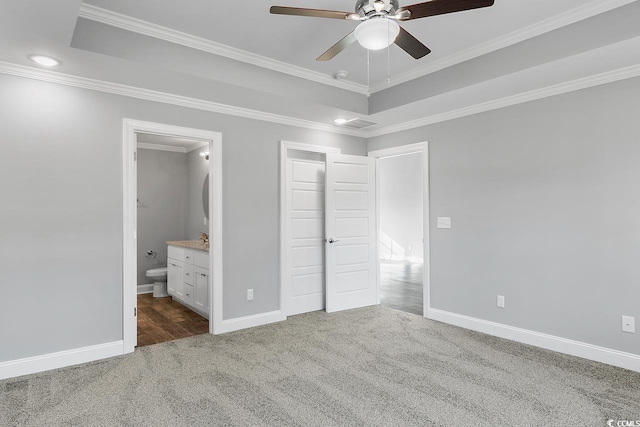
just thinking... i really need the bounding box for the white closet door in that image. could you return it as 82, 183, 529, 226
286, 152, 326, 315
325, 153, 377, 313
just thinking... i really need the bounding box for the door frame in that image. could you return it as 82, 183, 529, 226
368, 142, 430, 317
279, 140, 341, 316
123, 119, 223, 353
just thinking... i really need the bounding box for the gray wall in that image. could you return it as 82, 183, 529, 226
4, 66, 636, 365
137, 148, 188, 286
368, 76, 640, 356
379, 153, 424, 261
0, 72, 365, 363
186, 148, 210, 240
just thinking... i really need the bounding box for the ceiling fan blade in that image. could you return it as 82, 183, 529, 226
394, 27, 431, 59
270, 6, 353, 20
317, 32, 357, 61
398, 0, 494, 20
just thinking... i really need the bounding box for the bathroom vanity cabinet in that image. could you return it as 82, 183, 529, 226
167, 244, 210, 318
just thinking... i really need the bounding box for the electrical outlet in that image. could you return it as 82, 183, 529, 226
622, 316, 635, 333
497, 295, 505, 308
247, 289, 254, 301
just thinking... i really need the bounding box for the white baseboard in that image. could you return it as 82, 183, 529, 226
217, 310, 286, 334
137, 284, 153, 294
0, 341, 124, 380
427, 308, 640, 373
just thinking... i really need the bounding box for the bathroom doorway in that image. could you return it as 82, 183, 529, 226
135, 132, 211, 346
123, 120, 223, 353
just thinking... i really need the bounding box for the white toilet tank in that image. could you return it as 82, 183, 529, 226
146, 267, 167, 282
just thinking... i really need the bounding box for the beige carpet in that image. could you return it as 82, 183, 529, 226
1, 306, 639, 426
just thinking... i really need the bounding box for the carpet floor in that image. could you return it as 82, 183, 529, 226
1, 306, 639, 426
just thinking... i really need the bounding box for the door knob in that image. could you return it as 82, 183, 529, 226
327, 238, 340, 244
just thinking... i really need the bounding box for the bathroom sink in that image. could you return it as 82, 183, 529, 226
166, 240, 209, 251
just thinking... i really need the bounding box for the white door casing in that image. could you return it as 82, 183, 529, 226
325, 153, 377, 313
368, 142, 430, 317
123, 119, 223, 353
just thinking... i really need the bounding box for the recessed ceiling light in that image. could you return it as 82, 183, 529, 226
333, 118, 361, 127
28, 54, 61, 67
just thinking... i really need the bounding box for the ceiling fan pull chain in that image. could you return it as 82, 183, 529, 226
387, 18, 391, 84
367, 48, 371, 97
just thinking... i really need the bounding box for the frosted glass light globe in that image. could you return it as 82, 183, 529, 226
354, 19, 400, 51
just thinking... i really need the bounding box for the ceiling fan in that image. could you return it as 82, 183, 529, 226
270, 0, 494, 61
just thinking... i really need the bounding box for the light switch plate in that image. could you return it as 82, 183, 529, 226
497, 295, 505, 308
437, 217, 451, 229
247, 289, 254, 301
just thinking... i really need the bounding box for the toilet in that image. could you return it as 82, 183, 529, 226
146, 267, 169, 297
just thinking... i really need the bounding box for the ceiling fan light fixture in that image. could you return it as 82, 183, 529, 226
354, 18, 400, 51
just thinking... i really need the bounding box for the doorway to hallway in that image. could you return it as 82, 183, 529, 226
369, 142, 429, 317
378, 152, 424, 315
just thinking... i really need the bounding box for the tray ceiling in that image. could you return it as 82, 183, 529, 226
83, 0, 593, 87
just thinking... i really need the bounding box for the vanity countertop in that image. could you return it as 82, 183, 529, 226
166, 240, 209, 252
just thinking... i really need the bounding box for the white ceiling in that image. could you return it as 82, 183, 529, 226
83, 0, 590, 86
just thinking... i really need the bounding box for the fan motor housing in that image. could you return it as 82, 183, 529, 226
355, 0, 399, 17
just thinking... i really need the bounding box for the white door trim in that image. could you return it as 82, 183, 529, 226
123, 119, 223, 353
280, 141, 341, 316
368, 142, 430, 317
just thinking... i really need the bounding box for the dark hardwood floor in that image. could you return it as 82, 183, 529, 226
380, 261, 423, 316
137, 293, 209, 347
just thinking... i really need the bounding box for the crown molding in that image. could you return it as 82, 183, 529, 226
78, 1, 635, 96
0, 61, 367, 138
187, 141, 211, 152
138, 141, 209, 153
367, 63, 640, 137
2, 60, 639, 141
137, 143, 186, 153
369, 0, 638, 93
78, 4, 369, 96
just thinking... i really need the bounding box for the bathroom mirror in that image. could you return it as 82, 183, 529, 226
202, 173, 209, 220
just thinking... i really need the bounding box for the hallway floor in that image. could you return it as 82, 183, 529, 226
379, 261, 423, 316
137, 293, 209, 347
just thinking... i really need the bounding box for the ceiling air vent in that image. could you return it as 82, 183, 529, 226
335, 118, 378, 129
